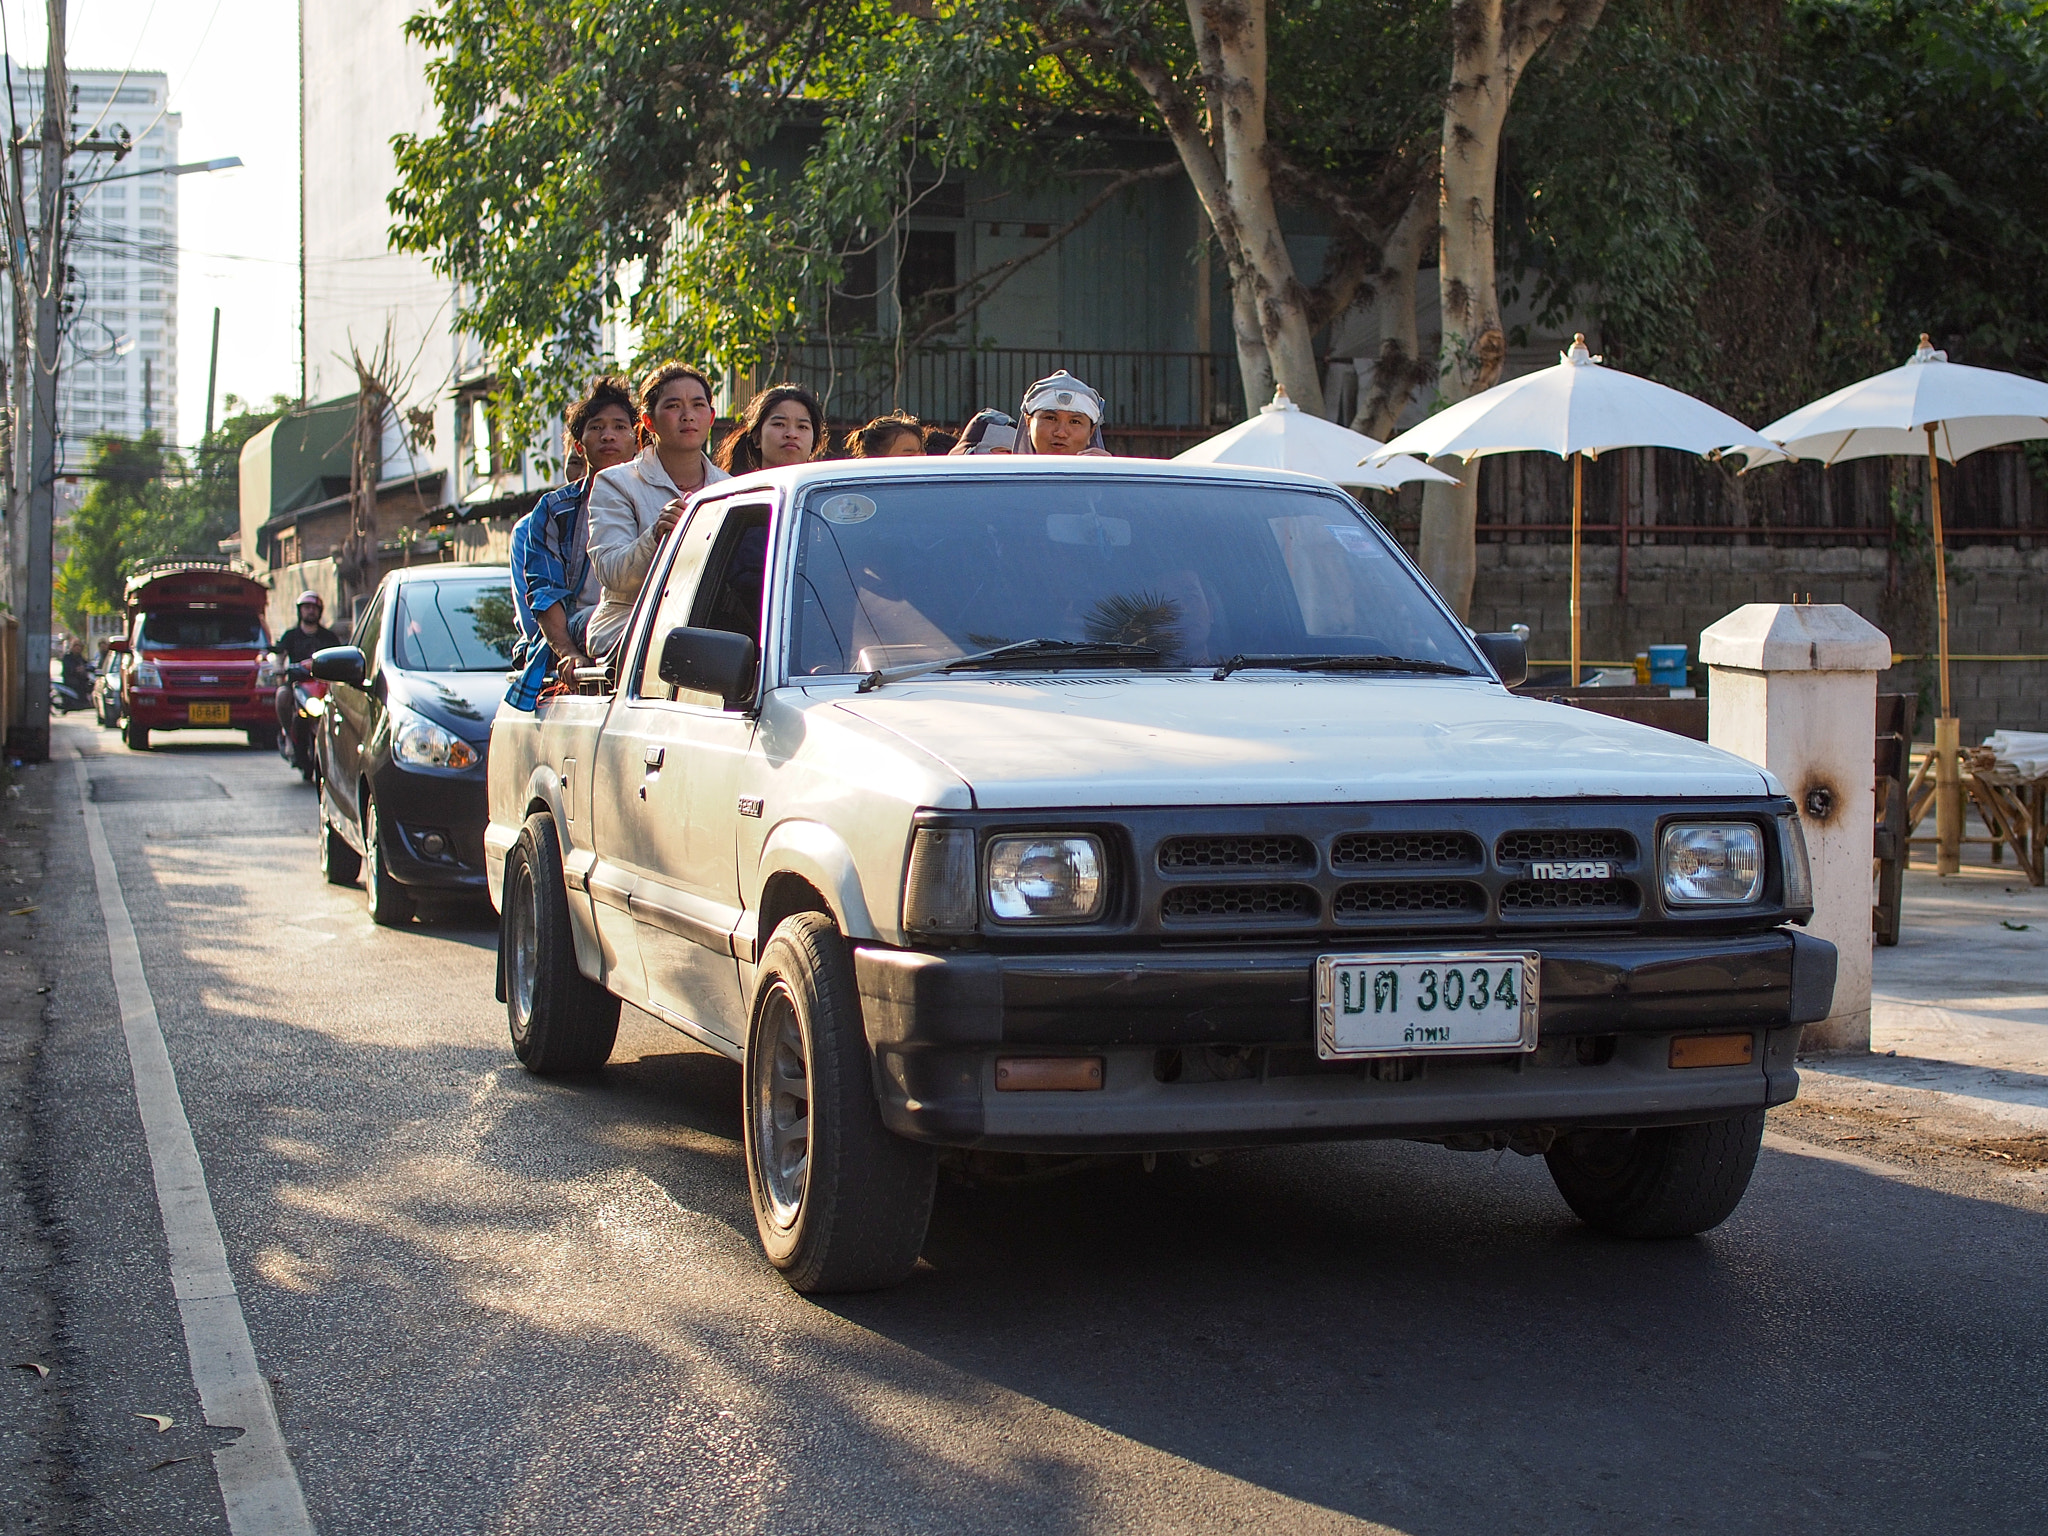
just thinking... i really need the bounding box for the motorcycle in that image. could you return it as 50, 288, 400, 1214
50, 677, 92, 713
263, 658, 330, 782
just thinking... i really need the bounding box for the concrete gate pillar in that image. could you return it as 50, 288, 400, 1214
1700, 603, 1893, 1053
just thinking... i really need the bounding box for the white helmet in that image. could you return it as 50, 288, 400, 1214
296, 590, 324, 612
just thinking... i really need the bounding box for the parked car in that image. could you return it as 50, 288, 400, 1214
310, 563, 513, 924
93, 646, 123, 729
485, 458, 1835, 1294
113, 563, 276, 750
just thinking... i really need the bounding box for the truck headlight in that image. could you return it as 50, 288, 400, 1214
391, 709, 479, 771
133, 661, 163, 690
902, 829, 977, 935
987, 834, 1105, 922
256, 655, 282, 687
1660, 823, 1764, 906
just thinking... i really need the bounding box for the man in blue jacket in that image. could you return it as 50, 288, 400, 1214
507, 377, 638, 707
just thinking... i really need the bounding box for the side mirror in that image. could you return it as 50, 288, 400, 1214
658, 626, 757, 706
106, 636, 131, 653
309, 645, 367, 687
1473, 632, 1527, 688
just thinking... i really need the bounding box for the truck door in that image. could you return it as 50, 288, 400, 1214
592, 498, 770, 1047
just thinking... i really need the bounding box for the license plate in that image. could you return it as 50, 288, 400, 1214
187, 702, 232, 725
1315, 951, 1540, 1059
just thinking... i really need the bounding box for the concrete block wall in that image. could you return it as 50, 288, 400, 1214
1454, 541, 2048, 742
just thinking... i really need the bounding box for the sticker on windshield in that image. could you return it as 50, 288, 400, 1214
1046, 512, 1132, 547
1328, 524, 1384, 557
818, 493, 878, 525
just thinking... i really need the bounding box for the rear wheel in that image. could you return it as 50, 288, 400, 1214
502, 812, 618, 1074
1545, 1109, 1766, 1238
319, 803, 360, 886
123, 718, 149, 751
362, 793, 416, 926
743, 913, 935, 1293
247, 725, 278, 751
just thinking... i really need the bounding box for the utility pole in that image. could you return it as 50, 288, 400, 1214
15, 0, 69, 761
204, 306, 220, 439
142, 354, 153, 433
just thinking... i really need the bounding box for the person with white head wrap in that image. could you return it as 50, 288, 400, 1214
1014, 370, 1111, 455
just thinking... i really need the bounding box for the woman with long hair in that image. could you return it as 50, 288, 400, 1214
717, 383, 826, 474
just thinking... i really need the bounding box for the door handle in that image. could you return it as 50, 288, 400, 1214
644, 746, 665, 771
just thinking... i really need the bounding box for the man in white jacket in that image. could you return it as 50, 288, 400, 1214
584, 362, 731, 656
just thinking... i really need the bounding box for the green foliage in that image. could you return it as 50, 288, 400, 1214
53, 397, 289, 635
1504, 0, 2048, 421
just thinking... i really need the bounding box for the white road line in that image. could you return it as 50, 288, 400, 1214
74, 756, 317, 1536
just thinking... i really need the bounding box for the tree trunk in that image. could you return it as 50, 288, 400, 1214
339, 376, 388, 606
1351, 185, 1434, 442
1418, 0, 1608, 617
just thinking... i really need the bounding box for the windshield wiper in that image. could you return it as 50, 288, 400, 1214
1209, 653, 1474, 681
858, 638, 1162, 692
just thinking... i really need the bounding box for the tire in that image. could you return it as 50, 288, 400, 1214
743, 912, 935, 1293
247, 726, 279, 751
502, 812, 618, 1074
1545, 1108, 1766, 1238
319, 803, 361, 887
124, 718, 149, 751
361, 793, 417, 926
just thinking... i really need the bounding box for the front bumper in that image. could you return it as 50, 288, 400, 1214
128, 694, 271, 729
854, 929, 1835, 1151
367, 759, 490, 892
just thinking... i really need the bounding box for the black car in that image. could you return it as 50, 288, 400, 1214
309, 563, 514, 924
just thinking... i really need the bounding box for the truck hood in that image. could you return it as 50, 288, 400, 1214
826, 675, 1775, 808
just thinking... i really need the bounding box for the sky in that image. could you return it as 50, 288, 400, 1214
11, 0, 299, 448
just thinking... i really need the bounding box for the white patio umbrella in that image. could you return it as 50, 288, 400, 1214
1371, 335, 1780, 683
1174, 387, 1459, 491
1760, 334, 2048, 874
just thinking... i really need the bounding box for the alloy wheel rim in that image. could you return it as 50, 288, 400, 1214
510, 862, 538, 1039
751, 984, 810, 1228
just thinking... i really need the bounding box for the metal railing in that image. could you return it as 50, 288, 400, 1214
754, 343, 1245, 432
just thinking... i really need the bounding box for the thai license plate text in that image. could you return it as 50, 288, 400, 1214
1315, 952, 1540, 1059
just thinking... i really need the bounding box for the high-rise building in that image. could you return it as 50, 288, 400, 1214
5, 66, 180, 470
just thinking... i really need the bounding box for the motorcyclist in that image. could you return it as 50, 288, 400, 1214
58, 639, 90, 706
271, 591, 341, 742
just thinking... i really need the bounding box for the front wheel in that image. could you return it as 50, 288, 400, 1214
502, 812, 618, 1074
123, 718, 149, 751
1545, 1109, 1766, 1238
362, 793, 416, 926
744, 913, 935, 1294
318, 802, 360, 887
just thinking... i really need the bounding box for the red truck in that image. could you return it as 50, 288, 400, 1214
111, 562, 276, 751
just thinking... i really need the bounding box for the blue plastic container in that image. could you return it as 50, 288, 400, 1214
1647, 644, 1689, 687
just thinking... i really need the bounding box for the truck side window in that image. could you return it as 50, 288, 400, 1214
693, 509, 771, 642
633, 502, 771, 703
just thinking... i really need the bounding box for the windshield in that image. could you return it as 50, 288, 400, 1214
136, 612, 265, 650
390, 578, 518, 672
788, 476, 1477, 677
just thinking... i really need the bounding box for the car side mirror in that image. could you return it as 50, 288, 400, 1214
658, 626, 757, 706
1473, 632, 1527, 688
309, 645, 367, 687
106, 636, 130, 653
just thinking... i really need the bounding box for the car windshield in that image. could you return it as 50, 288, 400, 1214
136, 612, 265, 650
787, 476, 1477, 677
390, 578, 518, 672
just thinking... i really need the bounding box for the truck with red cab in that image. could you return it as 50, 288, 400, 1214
111, 562, 276, 751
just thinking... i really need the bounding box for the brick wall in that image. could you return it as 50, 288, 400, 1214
1449, 540, 2048, 741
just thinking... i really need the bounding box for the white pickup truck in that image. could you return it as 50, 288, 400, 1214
486, 457, 1834, 1293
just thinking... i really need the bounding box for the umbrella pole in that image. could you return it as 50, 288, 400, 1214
1927, 423, 1961, 876
1570, 452, 1583, 685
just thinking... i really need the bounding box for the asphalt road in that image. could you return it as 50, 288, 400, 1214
8, 718, 2046, 1534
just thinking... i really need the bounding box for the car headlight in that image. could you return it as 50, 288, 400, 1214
1660, 823, 1765, 907
391, 709, 479, 771
133, 661, 162, 690
987, 834, 1105, 922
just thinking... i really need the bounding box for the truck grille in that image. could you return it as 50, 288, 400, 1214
1158, 834, 1316, 873
1500, 877, 1639, 915
1330, 831, 1482, 870
1332, 880, 1486, 918
1496, 829, 1635, 866
1161, 884, 1318, 922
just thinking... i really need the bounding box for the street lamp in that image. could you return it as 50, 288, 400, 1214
62, 154, 243, 193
